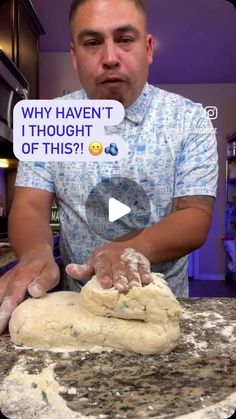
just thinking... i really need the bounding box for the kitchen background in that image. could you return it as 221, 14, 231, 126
0, 0, 236, 293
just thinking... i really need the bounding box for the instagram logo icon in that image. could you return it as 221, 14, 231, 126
204, 106, 218, 120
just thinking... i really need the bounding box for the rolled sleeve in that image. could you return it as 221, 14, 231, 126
15, 161, 55, 193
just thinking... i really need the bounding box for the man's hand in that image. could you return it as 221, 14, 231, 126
66, 245, 153, 292
0, 250, 60, 334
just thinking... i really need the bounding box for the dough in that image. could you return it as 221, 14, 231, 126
9, 273, 181, 355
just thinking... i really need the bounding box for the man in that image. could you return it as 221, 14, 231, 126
0, 0, 218, 333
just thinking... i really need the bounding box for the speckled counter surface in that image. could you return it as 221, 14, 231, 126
0, 298, 235, 419
0, 247, 17, 271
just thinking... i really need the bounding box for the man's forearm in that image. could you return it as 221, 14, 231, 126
1, 195, 60, 334
124, 207, 211, 265
8, 208, 54, 259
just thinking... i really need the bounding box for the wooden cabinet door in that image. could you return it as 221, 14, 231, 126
0, 0, 45, 99
17, 2, 39, 98
0, 0, 17, 61
17, 0, 44, 99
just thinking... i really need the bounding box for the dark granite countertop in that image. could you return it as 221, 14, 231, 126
0, 247, 16, 268
0, 298, 235, 419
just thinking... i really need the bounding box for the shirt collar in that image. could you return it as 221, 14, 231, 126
80, 82, 151, 124
125, 83, 151, 124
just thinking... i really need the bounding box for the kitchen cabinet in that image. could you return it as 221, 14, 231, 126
0, 0, 16, 61
0, 0, 45, 99
223, 130, 236, 284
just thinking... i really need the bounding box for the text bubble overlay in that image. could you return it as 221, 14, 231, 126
13, 100, 128, 161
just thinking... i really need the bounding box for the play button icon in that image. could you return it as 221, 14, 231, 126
109, 198, 131, 222
85, 177, 151, 241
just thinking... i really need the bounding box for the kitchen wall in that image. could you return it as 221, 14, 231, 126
39, 52, 236, 280
40, 52, 81, 98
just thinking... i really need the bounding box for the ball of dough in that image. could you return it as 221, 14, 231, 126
9, 273, 181, 355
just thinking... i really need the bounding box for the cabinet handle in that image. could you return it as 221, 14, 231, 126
7, 91, 14, 128
7, 87, 28, 128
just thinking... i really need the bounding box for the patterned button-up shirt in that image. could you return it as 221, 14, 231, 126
15, 83, 218, 297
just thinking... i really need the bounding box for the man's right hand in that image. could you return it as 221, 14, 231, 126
0, 250, 60, 334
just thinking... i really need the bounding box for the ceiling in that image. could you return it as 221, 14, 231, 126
31, 0, 236, 84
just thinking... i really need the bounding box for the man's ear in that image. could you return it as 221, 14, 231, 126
70, 42, 77, 71
146, 34, 154, 65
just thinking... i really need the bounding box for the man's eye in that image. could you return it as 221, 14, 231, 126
84, 40, 100, 47
119, 37, 134, 44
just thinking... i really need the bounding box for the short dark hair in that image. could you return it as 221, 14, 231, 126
69, 0, 146, 24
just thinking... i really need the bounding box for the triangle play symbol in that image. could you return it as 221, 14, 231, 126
108, 198, 131, 223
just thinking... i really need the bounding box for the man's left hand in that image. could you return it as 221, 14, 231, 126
66, 245, 153, 292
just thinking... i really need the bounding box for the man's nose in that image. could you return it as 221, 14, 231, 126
102, 41, 120, 69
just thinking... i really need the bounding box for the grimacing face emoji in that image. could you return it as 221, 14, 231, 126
88, 141, 103, 156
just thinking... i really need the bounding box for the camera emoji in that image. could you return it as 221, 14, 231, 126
205, 106, 218, 120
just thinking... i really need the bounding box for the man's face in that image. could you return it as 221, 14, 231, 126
70, 0, 154, 108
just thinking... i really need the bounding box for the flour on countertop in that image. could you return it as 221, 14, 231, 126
180, 309, 236, 357
0, 358, 97, 419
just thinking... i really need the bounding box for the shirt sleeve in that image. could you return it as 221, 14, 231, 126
15, 161, 55, 193
174, 103, 218, 198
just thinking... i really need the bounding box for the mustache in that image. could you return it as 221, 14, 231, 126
96, 73, 130, 84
